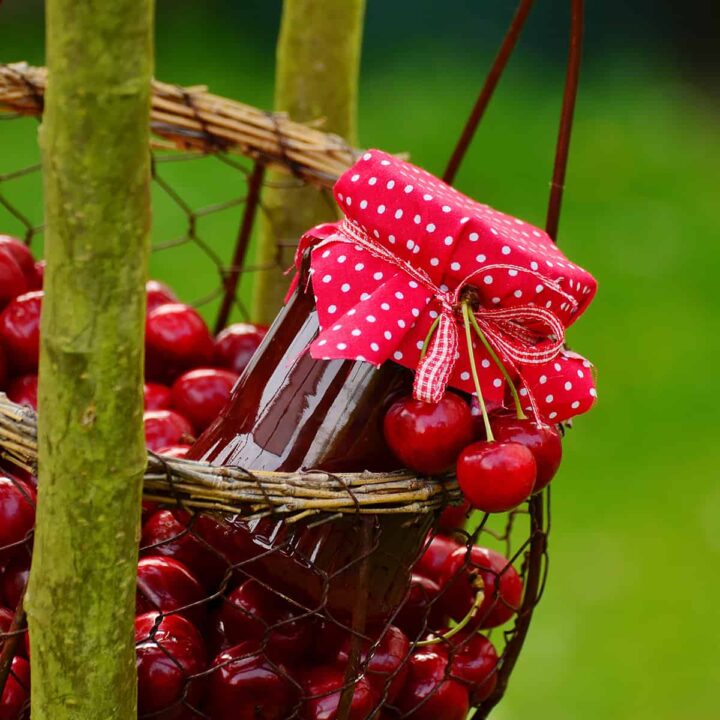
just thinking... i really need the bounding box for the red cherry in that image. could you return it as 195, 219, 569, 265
439, 546, 523, 629
491, 415, 562, 492
0, 248, 28, 310
0, 291, 43, 373
142, 501, 159, 525
136, 556, 207, 631
141, 509, 233, 592
146, 280, 179, 314
470, 395, 506, 436
437, 500, 471, 532
220, 579, 311, 663
208, 642, 298, 720
135, 612, 207, 720
300, 666, 376, 720
0, 476, 36, 553
0, 656, 30, 720
156, 445, 191, 459
397, 647, 469, 720
170, 368, 238, 433
1, 553, 31, 609
394, 574, 447, 641
144, 382, 172, 410
0, 237, 34, 280
213, 323, 267, 376
444, 630, 498, 704
457, 441, 536, 513
6, 374, 37, 411
0, 606, 26, 659
334, 625, 410, 703
145, 303, 213, 383
144, 410, 194, 451
383, 393, 474, 474
415, 535, 462, 584
28, 260, 45, 291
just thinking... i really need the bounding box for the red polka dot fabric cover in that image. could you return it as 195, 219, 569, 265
295, 150, 597, 423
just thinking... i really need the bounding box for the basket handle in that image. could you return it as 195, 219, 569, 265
443, 0, 585, 243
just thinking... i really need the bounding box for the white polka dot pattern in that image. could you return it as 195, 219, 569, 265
293, 150, 598, 422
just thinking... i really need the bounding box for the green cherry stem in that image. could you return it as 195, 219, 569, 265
416, 579, 485, 646
461, 302, 494, 442
469, 311, 528, 421
419, 315, 441, 361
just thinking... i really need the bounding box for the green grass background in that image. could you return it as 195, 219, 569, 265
2, 5, 719, 720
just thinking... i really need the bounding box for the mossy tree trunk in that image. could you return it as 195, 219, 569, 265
253, 0, 366, 324
25, 2, 154, 719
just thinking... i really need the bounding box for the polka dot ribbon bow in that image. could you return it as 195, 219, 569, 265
295, 150, 598, 423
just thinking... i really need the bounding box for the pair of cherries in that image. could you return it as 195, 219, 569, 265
383, 392, 562, 513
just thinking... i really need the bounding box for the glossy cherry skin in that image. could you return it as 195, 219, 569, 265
457, 441, 536, 513
383, 393, 474, 475
213, 323, 268, 376
170, 368, 239, 433
395, 574, 447, 641
0, 247, 27, 310
444, 629, 498, 704
135, 612, 207, 720
397, 647, 469, 720
0, 291, 43, 373
0, 237, 34, 280
0, 606, 27, 658
144, 410, 195, 451
437, 500, 471, 532
1, 553, 31, 609
145, 303, 214, 383
29, 260, 45, 291
220, 579, 312, 663
136, 556, 207, 631
144, 383, 172, 411
0, 656, 30, 720
335, 624, 410, 703
207, 642, 298, 720
491, 415, 562, 492
439, 546, 523, 629
300, 666, 376, 720
141, 509, 248, 592
6, 374, 37, 411
415, 535, 462, 584
156, 445, 191, 459
0, 476, 36, 553
0, 345, 6, 391
146, 280, 179, 314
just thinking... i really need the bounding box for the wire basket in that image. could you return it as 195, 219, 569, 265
0, 3, 584, 717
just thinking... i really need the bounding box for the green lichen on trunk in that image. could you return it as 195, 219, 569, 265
253, 0, 366, 324
25, 2, 154, 719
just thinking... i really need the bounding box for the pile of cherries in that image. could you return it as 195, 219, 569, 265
0, 233, 267, 446
1, 234, 533, 718
1, 474, 519, 719
383, 390, 563, 514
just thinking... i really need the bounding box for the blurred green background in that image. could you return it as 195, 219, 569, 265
1, 2, 719, 719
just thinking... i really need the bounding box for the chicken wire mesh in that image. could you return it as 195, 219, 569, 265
0, 1, 583, 715
0, 120, 550, 720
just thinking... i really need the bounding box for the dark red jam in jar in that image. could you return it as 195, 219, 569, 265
189, 256, 431, 622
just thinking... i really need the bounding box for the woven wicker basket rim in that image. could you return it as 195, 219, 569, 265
0, 394, 461, 520
0, 61, 359, 187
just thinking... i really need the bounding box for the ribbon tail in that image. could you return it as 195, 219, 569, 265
413, 311, 458, 403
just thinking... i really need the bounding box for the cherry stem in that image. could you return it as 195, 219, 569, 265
419, 315, 441, 361
416, 580, 486, 646
461, 302, 494, 442
468, 311, 527, 420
